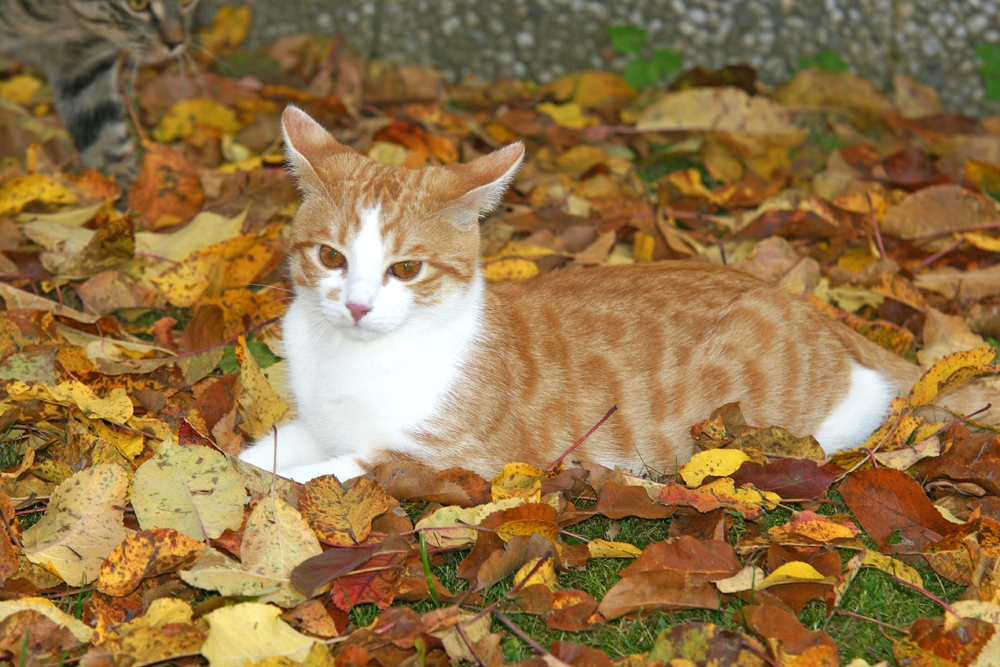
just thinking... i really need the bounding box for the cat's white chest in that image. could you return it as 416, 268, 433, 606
281, 286, 481, 459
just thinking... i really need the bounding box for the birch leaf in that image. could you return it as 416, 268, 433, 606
131, 436, 245, 540
21, 463, 128, 585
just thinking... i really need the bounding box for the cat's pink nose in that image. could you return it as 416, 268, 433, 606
346, 302, 371, 323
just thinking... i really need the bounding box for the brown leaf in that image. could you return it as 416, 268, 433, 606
329, 533, 412, 612
737, 602, 838, 663
894, 615, 998, 666
127, 141, 204, 231
597, 570, 720, 620
593, 481, 675, 519
729, 458, 835, 500
371, 462, 491, 507
549, 641, 614, 667
840, 467, 958, 552
547, 590, 603, 632
881, 184, 1000, 241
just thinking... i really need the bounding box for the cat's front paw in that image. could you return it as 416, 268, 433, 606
280, 456, 367, 484
237, 420, 329, 475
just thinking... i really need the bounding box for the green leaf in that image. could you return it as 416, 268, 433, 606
220, 340, 280, 375
624, 59, 660, 89
985, 77, 1000, 101
976, 42, 1000, 68
608, 24, 648, 54
798, 49, 848, 72
652, 48, 684, 77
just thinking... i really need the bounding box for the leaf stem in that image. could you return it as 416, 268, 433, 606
548, 406, 617, 471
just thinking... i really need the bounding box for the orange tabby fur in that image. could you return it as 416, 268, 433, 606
242, 107, 994, 481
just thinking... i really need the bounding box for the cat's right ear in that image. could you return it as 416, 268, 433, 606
281, 106, 353, 195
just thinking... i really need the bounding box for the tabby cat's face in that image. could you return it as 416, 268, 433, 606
279, 107, 523, 340
69, 0, 200, 62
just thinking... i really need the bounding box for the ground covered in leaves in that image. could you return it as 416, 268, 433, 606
1, 6, 1000, 667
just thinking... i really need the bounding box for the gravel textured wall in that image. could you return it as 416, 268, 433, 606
197, 0, 1000, 116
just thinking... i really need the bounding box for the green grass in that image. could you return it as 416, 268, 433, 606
383, 486, 966, 664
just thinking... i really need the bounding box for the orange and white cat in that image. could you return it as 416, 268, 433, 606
238, 106, 979, 483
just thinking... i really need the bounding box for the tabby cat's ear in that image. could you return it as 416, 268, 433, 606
281, 106, 353, 195
435, 143, 525, 230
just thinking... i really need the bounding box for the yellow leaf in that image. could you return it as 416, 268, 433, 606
299, 475, 390, 547
485, 240, 560, 260
547, 71, 636, 111
908, 347, 998, 407
862, 550, 923, 587
635, 87, 798, 134
148, 225, 281, 307
760, 561, 833, 588
715, 565, 767, 593
536, 102, 599, 129
21, 464, 128, 585
632, 232, 656, 263
153, 99, 243, 143
965, 158, 1000, 195
131, 436, 245, 540
0, 174, 76, 217
5, 380, 132, 424
963, 231, 1000, 252
236, 334, 288, 439
216, 156, 263, 174
482, 258, 539, 283
491, 462, 551, 502
200, 602, 316, 667
588, 539, 642, 559
513, 556, 557, 591
97, 528, 204, 597
183, 498, 321, 608
118, 597, 194, 634
366, 141, 410, 166
678, 449, 749, 487
196, 5, 252, 55
0, 597, 94, 642
0, 74, 42, 104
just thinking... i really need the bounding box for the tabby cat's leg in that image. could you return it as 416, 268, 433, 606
47, 45, 139, 187
239, 420, 334, 476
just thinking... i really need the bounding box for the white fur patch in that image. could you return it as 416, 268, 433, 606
813, 363, 897, 454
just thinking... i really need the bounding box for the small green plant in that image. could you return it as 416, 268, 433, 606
797, 49, 849, 72
607, 24, 683, 89
976, 42, 1000, 101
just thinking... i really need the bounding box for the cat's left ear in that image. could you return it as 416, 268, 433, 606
281, 106, 354, 196
435, 143, 525, 229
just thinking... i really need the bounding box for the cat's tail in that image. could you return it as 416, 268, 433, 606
829, 320, 1000, 425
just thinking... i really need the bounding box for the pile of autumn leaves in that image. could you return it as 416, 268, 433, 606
0, 348, 996, 666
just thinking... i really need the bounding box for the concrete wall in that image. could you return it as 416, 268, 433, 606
198, 0, 1000, 116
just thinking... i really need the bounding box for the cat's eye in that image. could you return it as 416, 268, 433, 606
318, 245, 346, 269
389, 260, 422, 280
126, 0, 149, 10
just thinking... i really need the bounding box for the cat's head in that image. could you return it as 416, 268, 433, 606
69, 0, 201, 62
281, 106, 523, 339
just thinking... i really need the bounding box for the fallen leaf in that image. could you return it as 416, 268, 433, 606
131, 436, 245, 540
6, 379, 132, 424
299, 475, 390, 546
0, 174, 76, 216
128, 141, 204, 231
840, 467, 958, 551
97, 528, 204, 596
200, 602, 317, 667
21, 463, 128, 585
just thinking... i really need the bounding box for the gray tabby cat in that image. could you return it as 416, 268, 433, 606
0, 0, 200, 182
